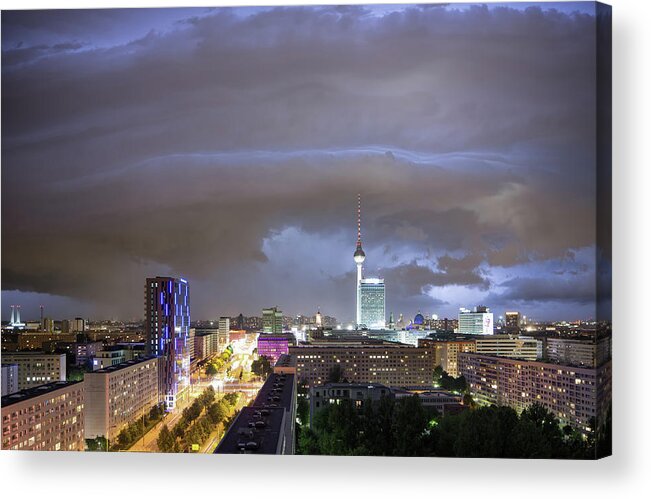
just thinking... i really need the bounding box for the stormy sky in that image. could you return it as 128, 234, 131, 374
1, 3, 608, 324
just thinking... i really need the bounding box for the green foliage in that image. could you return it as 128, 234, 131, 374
108, 402, 165, 451
251, 355, 272, 378
223, 392, 240, 407
439, 372, 467, 392
160, 387, 240, 452
205, 363, 218, 376
432, 365, 444, 385
327, 364, 343, 383
296, 396, 310, 426
157, 424, 176, 453
67, 366, 86, 382
302, 396, 598, 459
85, 436, 108, 452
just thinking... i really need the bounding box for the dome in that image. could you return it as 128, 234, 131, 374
414, 312, 425, 325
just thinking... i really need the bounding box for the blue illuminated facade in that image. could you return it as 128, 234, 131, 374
145, 276, 191, 411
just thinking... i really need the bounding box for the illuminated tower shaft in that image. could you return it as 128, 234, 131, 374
353, 194, 366, 326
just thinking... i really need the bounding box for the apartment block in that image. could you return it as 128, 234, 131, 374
418, 338, 476, 377
545, 336, 611, 367
1, 352, 66, 390
289, 340, 434, 388
1, 381, 84, 451
459, 353, 612, 433
84, 357, 160, 442
475, 335, 542, 361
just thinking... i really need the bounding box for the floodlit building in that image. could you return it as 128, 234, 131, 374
1, 352, 66, 390
257, 334, 297, 364
458, 306, 493, 335
145, 276, 191, 411
1, 381, 84, 451
459, 353, 612, 434
262, 307, 283, 334
359, 278, 386, 329
84, 357, 160, 442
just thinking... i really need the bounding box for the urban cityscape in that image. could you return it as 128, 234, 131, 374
1, 192, 611, 458
1, 3, 611, 459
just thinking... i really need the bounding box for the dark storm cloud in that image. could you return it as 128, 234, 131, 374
494, 274, 596, 305
1, 4, 601, 321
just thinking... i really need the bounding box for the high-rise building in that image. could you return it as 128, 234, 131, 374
218, 317, 230, 335
145, 276, 190, 411
359, 278, 386, 329
262, 307, 283, 334
353, 195, 386, 329
504, 311, 521, 334
74, 317, 87, 333
458, 306, 493, 335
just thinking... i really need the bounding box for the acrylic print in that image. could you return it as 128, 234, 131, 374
1, 2, 611, 459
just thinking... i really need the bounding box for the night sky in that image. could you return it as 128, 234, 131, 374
1, 3, 608, 323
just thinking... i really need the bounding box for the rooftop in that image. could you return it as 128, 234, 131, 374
87, 355, 158, 374
274, 354, 296, 369
1, 380, 83, 407
1, 351, 66, 357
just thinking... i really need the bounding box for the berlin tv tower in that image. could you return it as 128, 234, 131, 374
353, 194, 366, 326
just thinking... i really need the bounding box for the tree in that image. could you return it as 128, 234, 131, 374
432, 365, 444, 386
296, 396, 310, 426
462, 393, 477, 409
392, 395, 428, 456
223, 392, 240, 407
439, 371, 467, 392
157, 424, 176, 453
327, 364, 343, 383
85, 436, 108, 452
251, 355, 272, 378
205, 363, 218, 376
207, 402, 227, 424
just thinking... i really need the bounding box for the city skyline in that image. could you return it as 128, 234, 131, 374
2, 4, 610, 323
